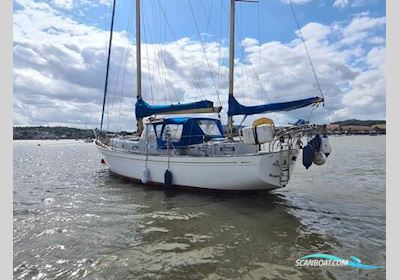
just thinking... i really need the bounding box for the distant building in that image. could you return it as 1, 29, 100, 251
341, 125, 373, 134
372, 124, 386, 130
326, 124, 340, 131
342, 125, 372, 131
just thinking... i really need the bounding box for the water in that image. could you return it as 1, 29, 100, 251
13, 136, 386, 279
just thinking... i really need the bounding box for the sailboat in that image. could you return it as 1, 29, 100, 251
95, 0, 331, 191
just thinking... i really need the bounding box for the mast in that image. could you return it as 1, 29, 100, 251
100, 0, 117, 132
227, 0, 235, 140
136, 0, 144, 136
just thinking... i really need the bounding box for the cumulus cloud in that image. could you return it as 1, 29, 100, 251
13, 0, 386, 130
338, 46, 385, 118
333, 0, 372, 8
50, 0, 110, 10
341, 14, 385, 45
282, 0, 313, 4
333, 0, 349, 7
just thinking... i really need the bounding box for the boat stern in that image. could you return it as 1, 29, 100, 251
258, 149, 300, 189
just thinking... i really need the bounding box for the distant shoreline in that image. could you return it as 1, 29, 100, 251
12, 134, 386, 141
13, 126, 96, 140
13, 119, 385, 140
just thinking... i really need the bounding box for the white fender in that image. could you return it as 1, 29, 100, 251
313, 151, 326, 166
320, 135, 332, 157
141, 167, 150, 184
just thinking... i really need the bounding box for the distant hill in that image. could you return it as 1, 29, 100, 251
14, 119, 386, 140
13, 126, 96, 140
326, 119, 386, 135
332, 119, 386, 127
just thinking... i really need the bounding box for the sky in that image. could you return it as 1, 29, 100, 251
13, 0, 386, 131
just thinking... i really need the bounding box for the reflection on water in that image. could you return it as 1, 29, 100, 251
13, 137, 385, 279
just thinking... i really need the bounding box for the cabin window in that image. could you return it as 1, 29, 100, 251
142, 124, 156, 141
162, 124, 183, 142
154, 124, 163, 138
198, 120, 222, 136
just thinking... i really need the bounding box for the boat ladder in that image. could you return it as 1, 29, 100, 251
279, 150, 290, 187
270, 148, 291, 187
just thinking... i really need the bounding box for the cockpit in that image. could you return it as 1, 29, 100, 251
140, 117, 224, 149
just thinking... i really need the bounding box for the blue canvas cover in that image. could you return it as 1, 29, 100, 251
227, 95, 323, 116
153, 117, 224, 148
135, 98, 216, 119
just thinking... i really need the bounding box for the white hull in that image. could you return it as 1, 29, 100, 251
96, 142, 299, 191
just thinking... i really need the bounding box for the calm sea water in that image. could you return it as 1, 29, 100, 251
13, 136, 386, 279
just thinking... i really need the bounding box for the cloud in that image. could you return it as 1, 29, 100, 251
51, 0, 74, 10
13, 0, 386, 130
50, 0, 110, 10
282, 0, 313, 4
341, 14, 385, 45
333, 0, 349, 7
338, 46, 385, 118
333, 0, 373, 8
296, 22, 331, 42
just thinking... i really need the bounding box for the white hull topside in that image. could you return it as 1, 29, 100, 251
96, 142, 299, 191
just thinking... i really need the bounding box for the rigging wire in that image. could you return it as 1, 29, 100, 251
235, 1, 283, 126
199, 0, 223, 109
100, 0, 117, 133
148, 0, 159, 104
216, 0, 225, 111
237, 3, 253, 105
149, 0, 159, 103
158, 9, 176, 104
187, 0, 221, 106
104, 0, 117, 132
116, 0, 135, 131
106, 0, 134, 131
256, 1, 262, 80
147, 1, 168, 104
254, 1, 284, 127
156, 0, 206, 101
153, 2, 180, 104
199, 0, 214, 43
142, 1, 155, 103
296, 103, 320, 125
152, 2, 168, 103
109, 0, 134, 131
102, 0, 323, 130
224, 1, 271, 105
288, 0, 325, 104
255, 1, 275, 111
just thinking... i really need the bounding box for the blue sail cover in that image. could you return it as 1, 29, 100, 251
135, 98, 217, 119
227, 95, 323, 116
